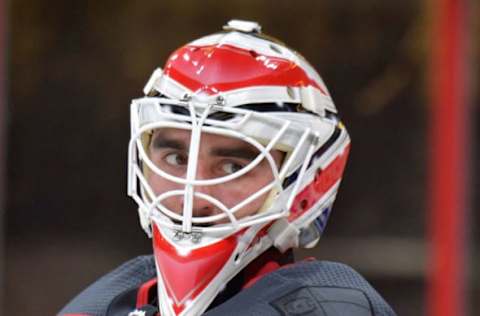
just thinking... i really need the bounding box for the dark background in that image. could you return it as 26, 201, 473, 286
4, 1, 478, 315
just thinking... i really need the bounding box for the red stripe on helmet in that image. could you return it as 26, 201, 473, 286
163, 44, 326, 95
289, 144, 350, 221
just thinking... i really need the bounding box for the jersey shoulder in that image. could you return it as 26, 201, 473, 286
206, 260, 397, 316
58, 255, 156, 316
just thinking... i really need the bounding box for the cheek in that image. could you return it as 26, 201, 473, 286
147, 173, 183, 212
220, 186, 271, 220
229, 167, 277, 217
147, 173, 180, 196
147, 173, 165, 194
218, 175, 273, 211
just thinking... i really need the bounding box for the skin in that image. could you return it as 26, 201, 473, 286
146, 128, 284, 224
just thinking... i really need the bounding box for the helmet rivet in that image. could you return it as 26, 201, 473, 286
181, 93, 191, 101
173, 231, 184, 241
191, 232, 203, 243
216, 95, 225, 106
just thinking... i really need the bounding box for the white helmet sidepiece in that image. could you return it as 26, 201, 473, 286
127, 20, 350, 316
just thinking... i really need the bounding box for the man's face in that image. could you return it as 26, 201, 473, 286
146, 128, 284, 223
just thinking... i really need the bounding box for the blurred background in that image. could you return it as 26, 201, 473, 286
1, 0, 478, 315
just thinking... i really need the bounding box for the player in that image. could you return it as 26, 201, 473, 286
59, 20, 396, 316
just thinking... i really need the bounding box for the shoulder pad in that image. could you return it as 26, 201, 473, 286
58, 255, 156, 316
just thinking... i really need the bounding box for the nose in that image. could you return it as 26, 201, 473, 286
192, 196, 215, 217
190, 183, 220, 218
189, 163, 219, 218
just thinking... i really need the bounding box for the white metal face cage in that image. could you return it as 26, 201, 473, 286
128, 97, 337, 239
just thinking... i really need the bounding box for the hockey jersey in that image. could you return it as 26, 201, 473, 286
58, 254, 396, 316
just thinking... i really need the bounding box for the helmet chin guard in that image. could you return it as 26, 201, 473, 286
127, 19, 350, 315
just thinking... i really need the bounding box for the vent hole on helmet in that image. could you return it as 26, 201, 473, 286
300, 199, 309, 211
234, 253, 240, 264
269, 44, 282, 54
249, 50, 259, 58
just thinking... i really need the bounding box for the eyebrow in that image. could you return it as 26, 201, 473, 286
211, 146, 259, 161
151, 134, 259, 161
151, 136, 187, 150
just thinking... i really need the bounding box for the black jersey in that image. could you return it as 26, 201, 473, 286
58, 255, 396, 316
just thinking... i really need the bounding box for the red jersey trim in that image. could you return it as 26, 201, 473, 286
136, 277, 158, 308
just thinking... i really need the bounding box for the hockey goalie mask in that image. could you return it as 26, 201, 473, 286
128, 20, 350, 316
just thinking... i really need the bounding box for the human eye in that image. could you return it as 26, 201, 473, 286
221, 161, 245, 175
164, 152, 188, 166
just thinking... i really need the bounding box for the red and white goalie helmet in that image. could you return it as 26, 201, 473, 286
128, 20, 350, 316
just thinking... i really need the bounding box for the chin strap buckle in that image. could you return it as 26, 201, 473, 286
268, 218, 321, 252
268, 218, 300, 253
